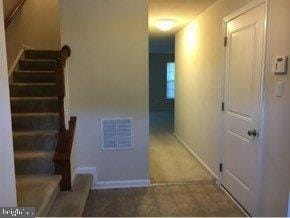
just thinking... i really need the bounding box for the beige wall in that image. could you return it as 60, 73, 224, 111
5, 0, 61, 70
0, 0, 17, 207
175, 0, 252, 177
175, 0, 290, 216
3, 0, 21, 17
59, 0, 149, 183
259, 0, 290, 216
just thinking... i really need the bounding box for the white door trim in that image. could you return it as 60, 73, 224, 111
219, 0, 268, 215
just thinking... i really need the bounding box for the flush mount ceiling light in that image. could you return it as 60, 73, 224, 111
156, 19, 177, 32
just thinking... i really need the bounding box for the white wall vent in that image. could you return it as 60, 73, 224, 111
101, 118, 132, 150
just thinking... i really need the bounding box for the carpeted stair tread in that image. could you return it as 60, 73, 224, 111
11, 82, 56, 85
11, 96, 58, 100
49, 174, 93, 217
16, 174, 61, 216
14, 70, 55, 73
13, 130, 58, 151
12, 113, 59, 131
10, 83, 57, 97
11, 97, 58, 113
10, 49, 63, 216
25, 50, 61, 60
12, 112, 59, 116
19, 59, 57, 71
14, 150, 55, 174
14, 150, 54, 159
13, 130, 58, 137
13, 70, 56, 83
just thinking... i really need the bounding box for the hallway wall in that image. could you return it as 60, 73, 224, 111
259, 0, 290, 216
175, 0, 252, 178
175, 0, 290, 216
59, 0, 149, 184
0, 0, 17, 207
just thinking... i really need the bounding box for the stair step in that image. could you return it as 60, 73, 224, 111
19, 59, 57, 71
13, 131, 58, 151
25, 50, 61, 60
10, 83, 57, 97
14, 151, 55, 174
16, 174, 61, 216
11, 97, 59, 113
12, 113, 59, 131
13, 71, 56, 83
49, 174, 92, 217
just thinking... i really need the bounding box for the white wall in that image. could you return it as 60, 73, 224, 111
5, 0, 61, 69
0, 0, 17, 207
59, 0, 149, 184
259, 0, 290, 216
175, 0, 252, 177
175, 0, 290, 216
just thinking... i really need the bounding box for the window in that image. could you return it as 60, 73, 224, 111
166, 62, 175, 99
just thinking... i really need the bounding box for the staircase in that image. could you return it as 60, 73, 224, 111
10, 50, 62, 216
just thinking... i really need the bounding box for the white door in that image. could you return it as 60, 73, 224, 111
222, 3, 265, 215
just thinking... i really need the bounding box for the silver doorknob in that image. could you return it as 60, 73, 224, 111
247, 129, 258, 137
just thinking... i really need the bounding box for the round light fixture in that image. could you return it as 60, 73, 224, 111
156, 19, 177, 32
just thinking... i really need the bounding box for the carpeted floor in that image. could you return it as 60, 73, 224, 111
83, 183, 245, 217
83, 111, 245, 217
149, 111, 214, 183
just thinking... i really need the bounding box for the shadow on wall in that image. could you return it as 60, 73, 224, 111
4, 0, 61, 70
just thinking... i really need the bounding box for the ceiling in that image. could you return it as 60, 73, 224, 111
149, 0, 216, 37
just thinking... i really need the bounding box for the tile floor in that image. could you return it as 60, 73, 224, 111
83, 182, 245, 217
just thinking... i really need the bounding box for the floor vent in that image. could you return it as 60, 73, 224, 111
101, 118, 132, 150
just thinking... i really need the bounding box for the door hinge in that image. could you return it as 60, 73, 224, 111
222, 102, 225, 111
219, 163, 223, 172
224, 37, 228, 47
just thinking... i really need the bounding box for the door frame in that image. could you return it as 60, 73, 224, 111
219, 0, 268, 215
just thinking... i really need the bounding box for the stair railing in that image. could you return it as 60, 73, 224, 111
5, 0, 27, 29
57, 45, 70, 142
53, 45, 77, 191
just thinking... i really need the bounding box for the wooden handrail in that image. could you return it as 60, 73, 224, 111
56, 45, 71, 137
53, 45, 75, 191
5, 0, 27, 29
54, 117, 76, 191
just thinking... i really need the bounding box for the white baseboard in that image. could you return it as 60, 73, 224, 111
174, 132, 218, 179
220, 185, 250, 217
72, 167, 97, 189
94, 179, 151, 190
21, 44, 34, 50
72, 167, 150, 190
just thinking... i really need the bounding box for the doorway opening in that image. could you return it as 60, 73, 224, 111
148, 36, 214, 184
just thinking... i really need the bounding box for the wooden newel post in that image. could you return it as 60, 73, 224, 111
54, 45, 76, 191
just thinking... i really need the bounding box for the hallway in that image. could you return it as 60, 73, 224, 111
83, 112, 245, 216
149, 111, 214, 183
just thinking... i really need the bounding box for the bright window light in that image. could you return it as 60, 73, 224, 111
166, 62, 175, 99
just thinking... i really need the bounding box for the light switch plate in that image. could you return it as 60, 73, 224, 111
272, 56, 288, 74
275, 82, 283, 97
